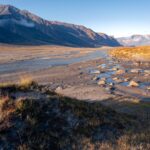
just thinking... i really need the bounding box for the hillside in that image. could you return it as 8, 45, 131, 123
0, 81, 149, 149
0, 5, 121, 47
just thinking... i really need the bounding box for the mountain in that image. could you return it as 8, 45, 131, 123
0, 5, 121, 47
117, 35, 150, 46
98, 33, 120, 46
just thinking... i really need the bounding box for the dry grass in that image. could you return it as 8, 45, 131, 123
0, 82, 149, 149
0, 96, 15, 122
110, 46, 150, 61
0, 82, 14, 88
0, 75, 34, 89
19, 75, 34, 89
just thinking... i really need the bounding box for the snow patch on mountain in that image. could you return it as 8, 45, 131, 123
117, 35, 150, 46
15, 18, 35, 27
0, 18, 35, 27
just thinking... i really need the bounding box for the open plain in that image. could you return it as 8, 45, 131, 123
0, 45, 149, 117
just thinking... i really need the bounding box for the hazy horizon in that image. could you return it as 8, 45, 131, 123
0, 0, 150, 37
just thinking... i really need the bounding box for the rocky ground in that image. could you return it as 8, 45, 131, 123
0, 46, 149, 116
54, 58, 150, 101
38, 57, 150, 118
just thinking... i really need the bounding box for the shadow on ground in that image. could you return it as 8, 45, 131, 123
0, 82, 149, 149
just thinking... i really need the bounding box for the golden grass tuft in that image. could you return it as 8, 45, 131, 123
19, 75, 33, 88
0, 75, 34, 90
110, 46, 150, 61
0, 82, 14, 88
132, 99, 140, 104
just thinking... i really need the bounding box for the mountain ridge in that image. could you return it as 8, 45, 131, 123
117, 34, 150, 46
0, 5, 121, 47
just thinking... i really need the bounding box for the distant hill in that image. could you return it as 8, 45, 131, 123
0, 5, 121, 47
117, 35, 150, 46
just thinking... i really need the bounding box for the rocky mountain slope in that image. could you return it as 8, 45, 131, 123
0, 5, 121, 47
117, 35, 150, 46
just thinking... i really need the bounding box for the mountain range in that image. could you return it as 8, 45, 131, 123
117, 35, 150, 46
0, 5, 121, 47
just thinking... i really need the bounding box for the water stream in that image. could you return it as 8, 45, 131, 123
0, 50, 108, 74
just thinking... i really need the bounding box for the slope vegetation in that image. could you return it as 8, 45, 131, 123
110, 46, 150, 61
0, 82, 149, 149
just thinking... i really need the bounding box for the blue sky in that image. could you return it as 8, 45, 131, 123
0, 0, 150, 37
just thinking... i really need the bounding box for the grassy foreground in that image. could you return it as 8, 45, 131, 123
110, 46, 150, 61
0, 82, 149, 149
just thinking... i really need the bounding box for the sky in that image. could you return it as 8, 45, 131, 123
0, 0, 150, 37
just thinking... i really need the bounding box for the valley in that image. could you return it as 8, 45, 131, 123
0, 3, 150, 149
0, 45, 149, 149
0, 45, 149, 106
